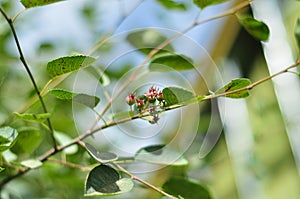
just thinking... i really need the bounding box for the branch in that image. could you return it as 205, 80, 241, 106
112, 163, 177, 199
0, 8, 58, 151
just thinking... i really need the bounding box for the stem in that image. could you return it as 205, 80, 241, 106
89, 0, 252, 131
112, 163, 177, 199
48, 158, 91, 172
0, 8, 58, 151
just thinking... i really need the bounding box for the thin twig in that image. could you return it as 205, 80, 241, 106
48, 158, 91, 172
112, 163, 177, 199
0, 8, 58, 151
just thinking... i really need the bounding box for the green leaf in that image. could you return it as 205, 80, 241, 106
85, 143, 118, 164
21, 159, 43, 169
12, 128, 43, 154
0, 167, 4, 172
156, 0, 187, 10
295, 17, 300, 54
237, 15, 270, 41
85, 67, 111, 86
162, 177, 212, 199
0, 127, 18, 152
85, 165, 134, 196
162, 87, 195, 106
135, 145, 188, 166
126, 29, 174, 55
54, 131, 78, 155
215, 78, 252, 98
193, 0, 229, 9
47, 55, 96, 78
21, 0, 64, 8
49, 88, 100, 108
149, 53, 194, 72
14, 112, 51, 123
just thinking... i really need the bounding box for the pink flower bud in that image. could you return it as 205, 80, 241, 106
126, 93, 136, 105
135, 98, 145, 109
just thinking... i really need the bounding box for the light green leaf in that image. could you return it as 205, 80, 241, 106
162, 87, 195, 106
215, 78, 252, 98
126, 29, 174, 55
0, 167, 4, 172
295, 17, 300, 53
21, 159, 43, 169
14, 112, 51, 123
156, 0, 187, 10
193, 0, 229, 9
0, 127, 18, 152
162, 177, 212, 199
54, 131, 78, 155
135, 145, 188, 166
85, 67, 111, 86
149, 53, 194, 72
237, 15, 270, 41
47, 55, 96, 78
21, 0, 64, 8
85, 165, 134, 196
12, 128, 43, 154
49, 88, 100, 108
85, 143, 118, 164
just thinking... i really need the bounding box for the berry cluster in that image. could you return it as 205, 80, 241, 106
125, 86, 165, 124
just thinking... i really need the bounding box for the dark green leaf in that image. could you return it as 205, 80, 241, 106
162, 177, 212, 199
47, 55, 96, 78
14, 112, 51, 123
295, 17, 300, 53
126, 29, 174, 55
238, 15, 270, 41
85, 143, 118, 164
149, 53, 194, 72
135, 145, 188, 166
12, 128, 43, 154
162, 87, 195, 106
0, 127, 18, 152
215, 78, 252, 98
193, 0, 229, 9
49, 88, 100, 108
21, 159, 43, 169
54, 131, 78, 155
21, 0, 64, 8
156, 0, 187, 10
85, 165, 134, 196
73, 94, 100, 109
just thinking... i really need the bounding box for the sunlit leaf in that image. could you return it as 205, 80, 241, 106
156, 0, 186, 10
126, 29, 174, 55
47, 55, 96, 78
0, 127, 18, 152
193, 0, 229, 9
0, 167, 4, 172
149, 53, 194, 72
162, 177, 212, 199
85, 143, 118, 164
21, 159, 43, 169
54, 131, 78, 155
162, 87, 195, 106
215, 78, 252, 98
14, 112, 51, 123
295, 17, 300, 53
49, 88, 100, 108
135, 145, 188, 166
21, 0, 64, 8
237, 15, 270, 41
85, 165, 134, 196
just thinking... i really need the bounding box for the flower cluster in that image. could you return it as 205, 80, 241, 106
125, 86, 165, 124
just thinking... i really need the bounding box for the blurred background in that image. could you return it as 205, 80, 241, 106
1, 0, 300, 198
